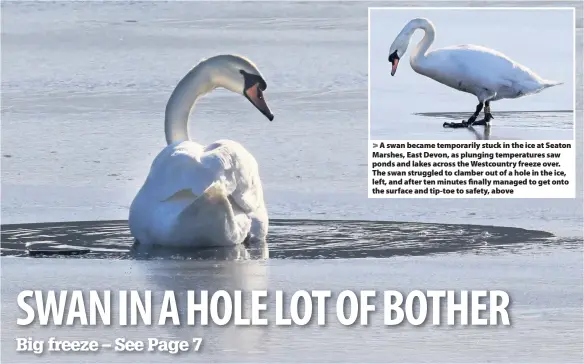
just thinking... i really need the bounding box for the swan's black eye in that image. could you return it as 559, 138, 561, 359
388, 50, 400, 63
257, 88, 264, 100
240, 69, 267, 92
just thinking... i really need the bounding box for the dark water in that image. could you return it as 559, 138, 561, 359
1, 219, 581, 260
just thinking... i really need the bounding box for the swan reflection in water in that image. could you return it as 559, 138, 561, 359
467, 124, 491, 140
131, 246, 270, 357
129, 236, 270, 356
130, 239, 269, 260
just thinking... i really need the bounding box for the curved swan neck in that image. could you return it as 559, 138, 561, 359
164, 61, 215, 145
407, 18, 436, 70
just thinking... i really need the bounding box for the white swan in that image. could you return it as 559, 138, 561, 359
387, 18, 562, 128
129, 55, 273, 248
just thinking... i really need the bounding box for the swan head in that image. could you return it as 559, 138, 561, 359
207, 55, 274, 121
388, 26, 412, 76
388, 18, 434, 76
388, 40, 406, 77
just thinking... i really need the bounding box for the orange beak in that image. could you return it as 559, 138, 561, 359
245, 84, 274, 121
391, 58, 399, 76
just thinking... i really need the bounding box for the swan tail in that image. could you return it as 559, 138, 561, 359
529, 80, 562, 95
521, 79, 563, 97
541, 79, 563, 88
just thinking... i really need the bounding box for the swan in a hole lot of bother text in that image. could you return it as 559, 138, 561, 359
386, 18, 562, 128
129, 55, 273, 248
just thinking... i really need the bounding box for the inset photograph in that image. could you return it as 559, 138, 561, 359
368, 8, 575, 140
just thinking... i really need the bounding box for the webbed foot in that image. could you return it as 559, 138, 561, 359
443, 121, 470, 128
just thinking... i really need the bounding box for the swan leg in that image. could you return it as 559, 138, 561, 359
443, 102, 483, 128
484, 101, 494, 121
242, 233, 251, 248
471, 102, 494, 126
464, 102, 484, 126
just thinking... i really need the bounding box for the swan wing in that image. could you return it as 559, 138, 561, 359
145, 140, 262, 206
423, 46, 511, 91
423, 45, 547, 99
201, 140, 265, 213
173, 181, 252, 247
201, 140, 268, 239
130, 141, 252, 246
146, 141, 217, 202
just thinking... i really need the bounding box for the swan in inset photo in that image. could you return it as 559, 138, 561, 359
386, 17, 562, 128
129, 55, 273, 249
